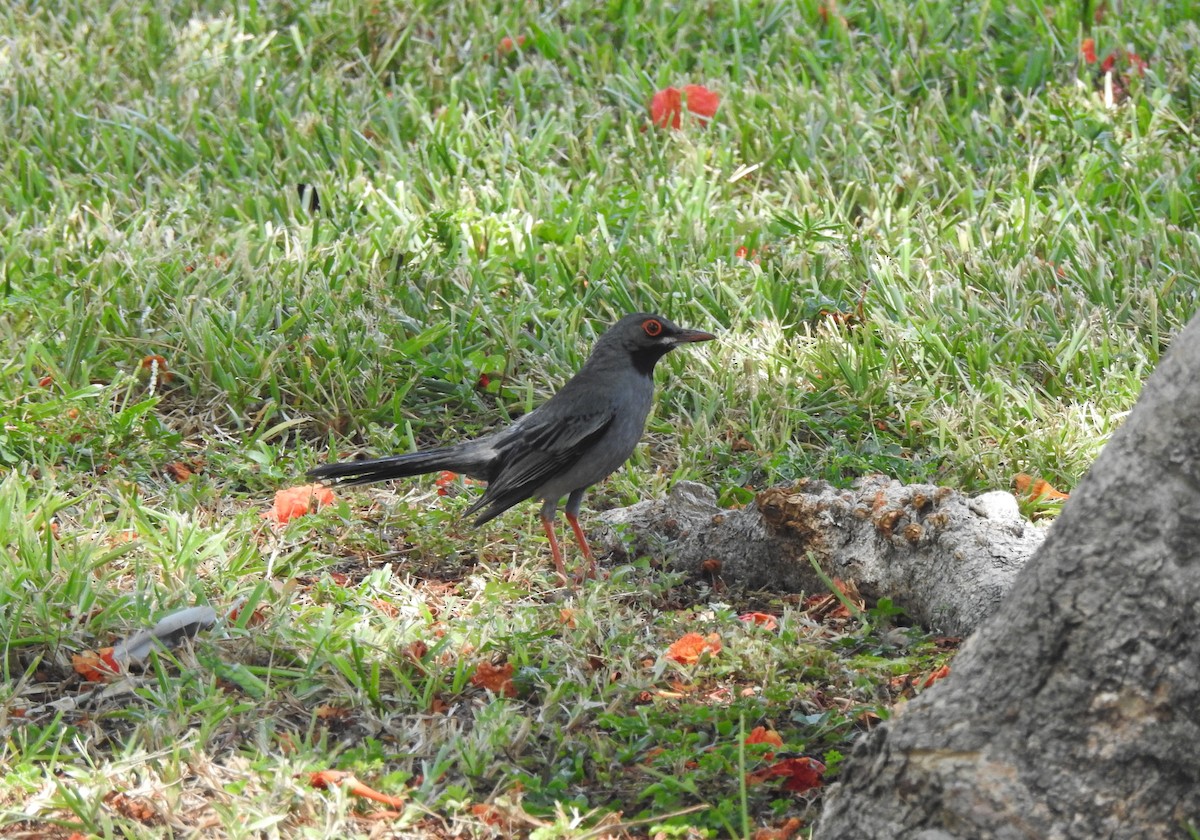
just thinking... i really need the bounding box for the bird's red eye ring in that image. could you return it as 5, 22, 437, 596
642, 319, 663, 337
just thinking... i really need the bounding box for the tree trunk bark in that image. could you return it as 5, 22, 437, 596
814, 316, 1200, 839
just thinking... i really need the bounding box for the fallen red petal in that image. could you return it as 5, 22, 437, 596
471, 661, 517, 697
71, 647, 123, 682
738, 612, 779, 631
746, 726, 784, 747
683, 84, 720, 121
498, 35, 527, 54
650, 87, 683, 129
665, 632, 722, 665
263, 483, 336, 525
922, 663, 951, 688
1081, 38, 1097, 64
747, 756, 826, 792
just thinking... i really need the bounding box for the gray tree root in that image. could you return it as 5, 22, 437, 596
595, 475, 1044, 636
813, 315, 1200, 839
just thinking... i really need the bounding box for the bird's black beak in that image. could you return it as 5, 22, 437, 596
671, 328, 717, 344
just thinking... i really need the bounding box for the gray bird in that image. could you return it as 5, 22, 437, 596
308, 312, 716, 583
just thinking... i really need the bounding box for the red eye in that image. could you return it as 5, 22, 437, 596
642, 319, 663, 337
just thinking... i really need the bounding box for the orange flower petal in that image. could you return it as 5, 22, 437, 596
738, 612, 779, 631
72, 647, 122, 682
746, 726, 784, 748
746, 756, 825, 792
164, 462, 193, 482
263, 483, 337, 525
665, 632, 722, 665
1081, 38, 1097, 64
498, 35, 527, 55
683, 84, 720, 120
471, 661, 516, 697
922, 663, 951, 688
1013, 472, 1069, 501
650, 87, 683, 129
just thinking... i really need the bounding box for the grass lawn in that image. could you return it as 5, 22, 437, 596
3, 0, 1199, 836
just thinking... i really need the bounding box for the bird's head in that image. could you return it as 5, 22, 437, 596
595, 312, 716, 376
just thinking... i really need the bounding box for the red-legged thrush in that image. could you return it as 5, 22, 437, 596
308, 313, 716, 583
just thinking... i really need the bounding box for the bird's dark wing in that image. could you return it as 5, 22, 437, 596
465, 407, 616, 524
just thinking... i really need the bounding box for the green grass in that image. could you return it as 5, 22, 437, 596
2, 0, 1199, 835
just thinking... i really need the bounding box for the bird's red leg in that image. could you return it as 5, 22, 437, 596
541, 514, 568, 585
566, 512, 596, 581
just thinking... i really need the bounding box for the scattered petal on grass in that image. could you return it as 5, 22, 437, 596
746, 725, 783, 760
665, 632, 722, 665
71, 647, 122, 682
227, 599, 268, 626
752, 817, 804, 840
738, 612, 779, 631
498, 35, 527, 54
817, 4, 848, 27
471, 803, 521, 831
649, 84, 719, 129
371, 599, 400, 618
705, 686, 733, 704
650, 87, 683, 128
922, 663, 951, 688
733, 242, 770, 264
1126, 52, 1149, 76
1081, 38, 1097, 64
263, 483, 336, 525
746, 726, 784, 748
1012, 473, 1069, 501
139, 354, 175, 383
471, 661, 516, 697
105, 791, 159, 826
435, 470, 458, 496
682, 84, 720, 120
308, 770, 407, 808
164, 461, 193, 482
1098, 49, 1148, 76
315, 705, 352, 722
747, 756, 826, 793
434, 470, 481, 497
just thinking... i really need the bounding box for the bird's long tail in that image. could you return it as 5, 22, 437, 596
307, 444, 486, 487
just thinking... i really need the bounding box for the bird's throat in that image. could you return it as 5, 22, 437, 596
630, 346, 672, 377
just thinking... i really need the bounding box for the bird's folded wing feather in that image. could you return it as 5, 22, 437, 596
465, 407, 616, 519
